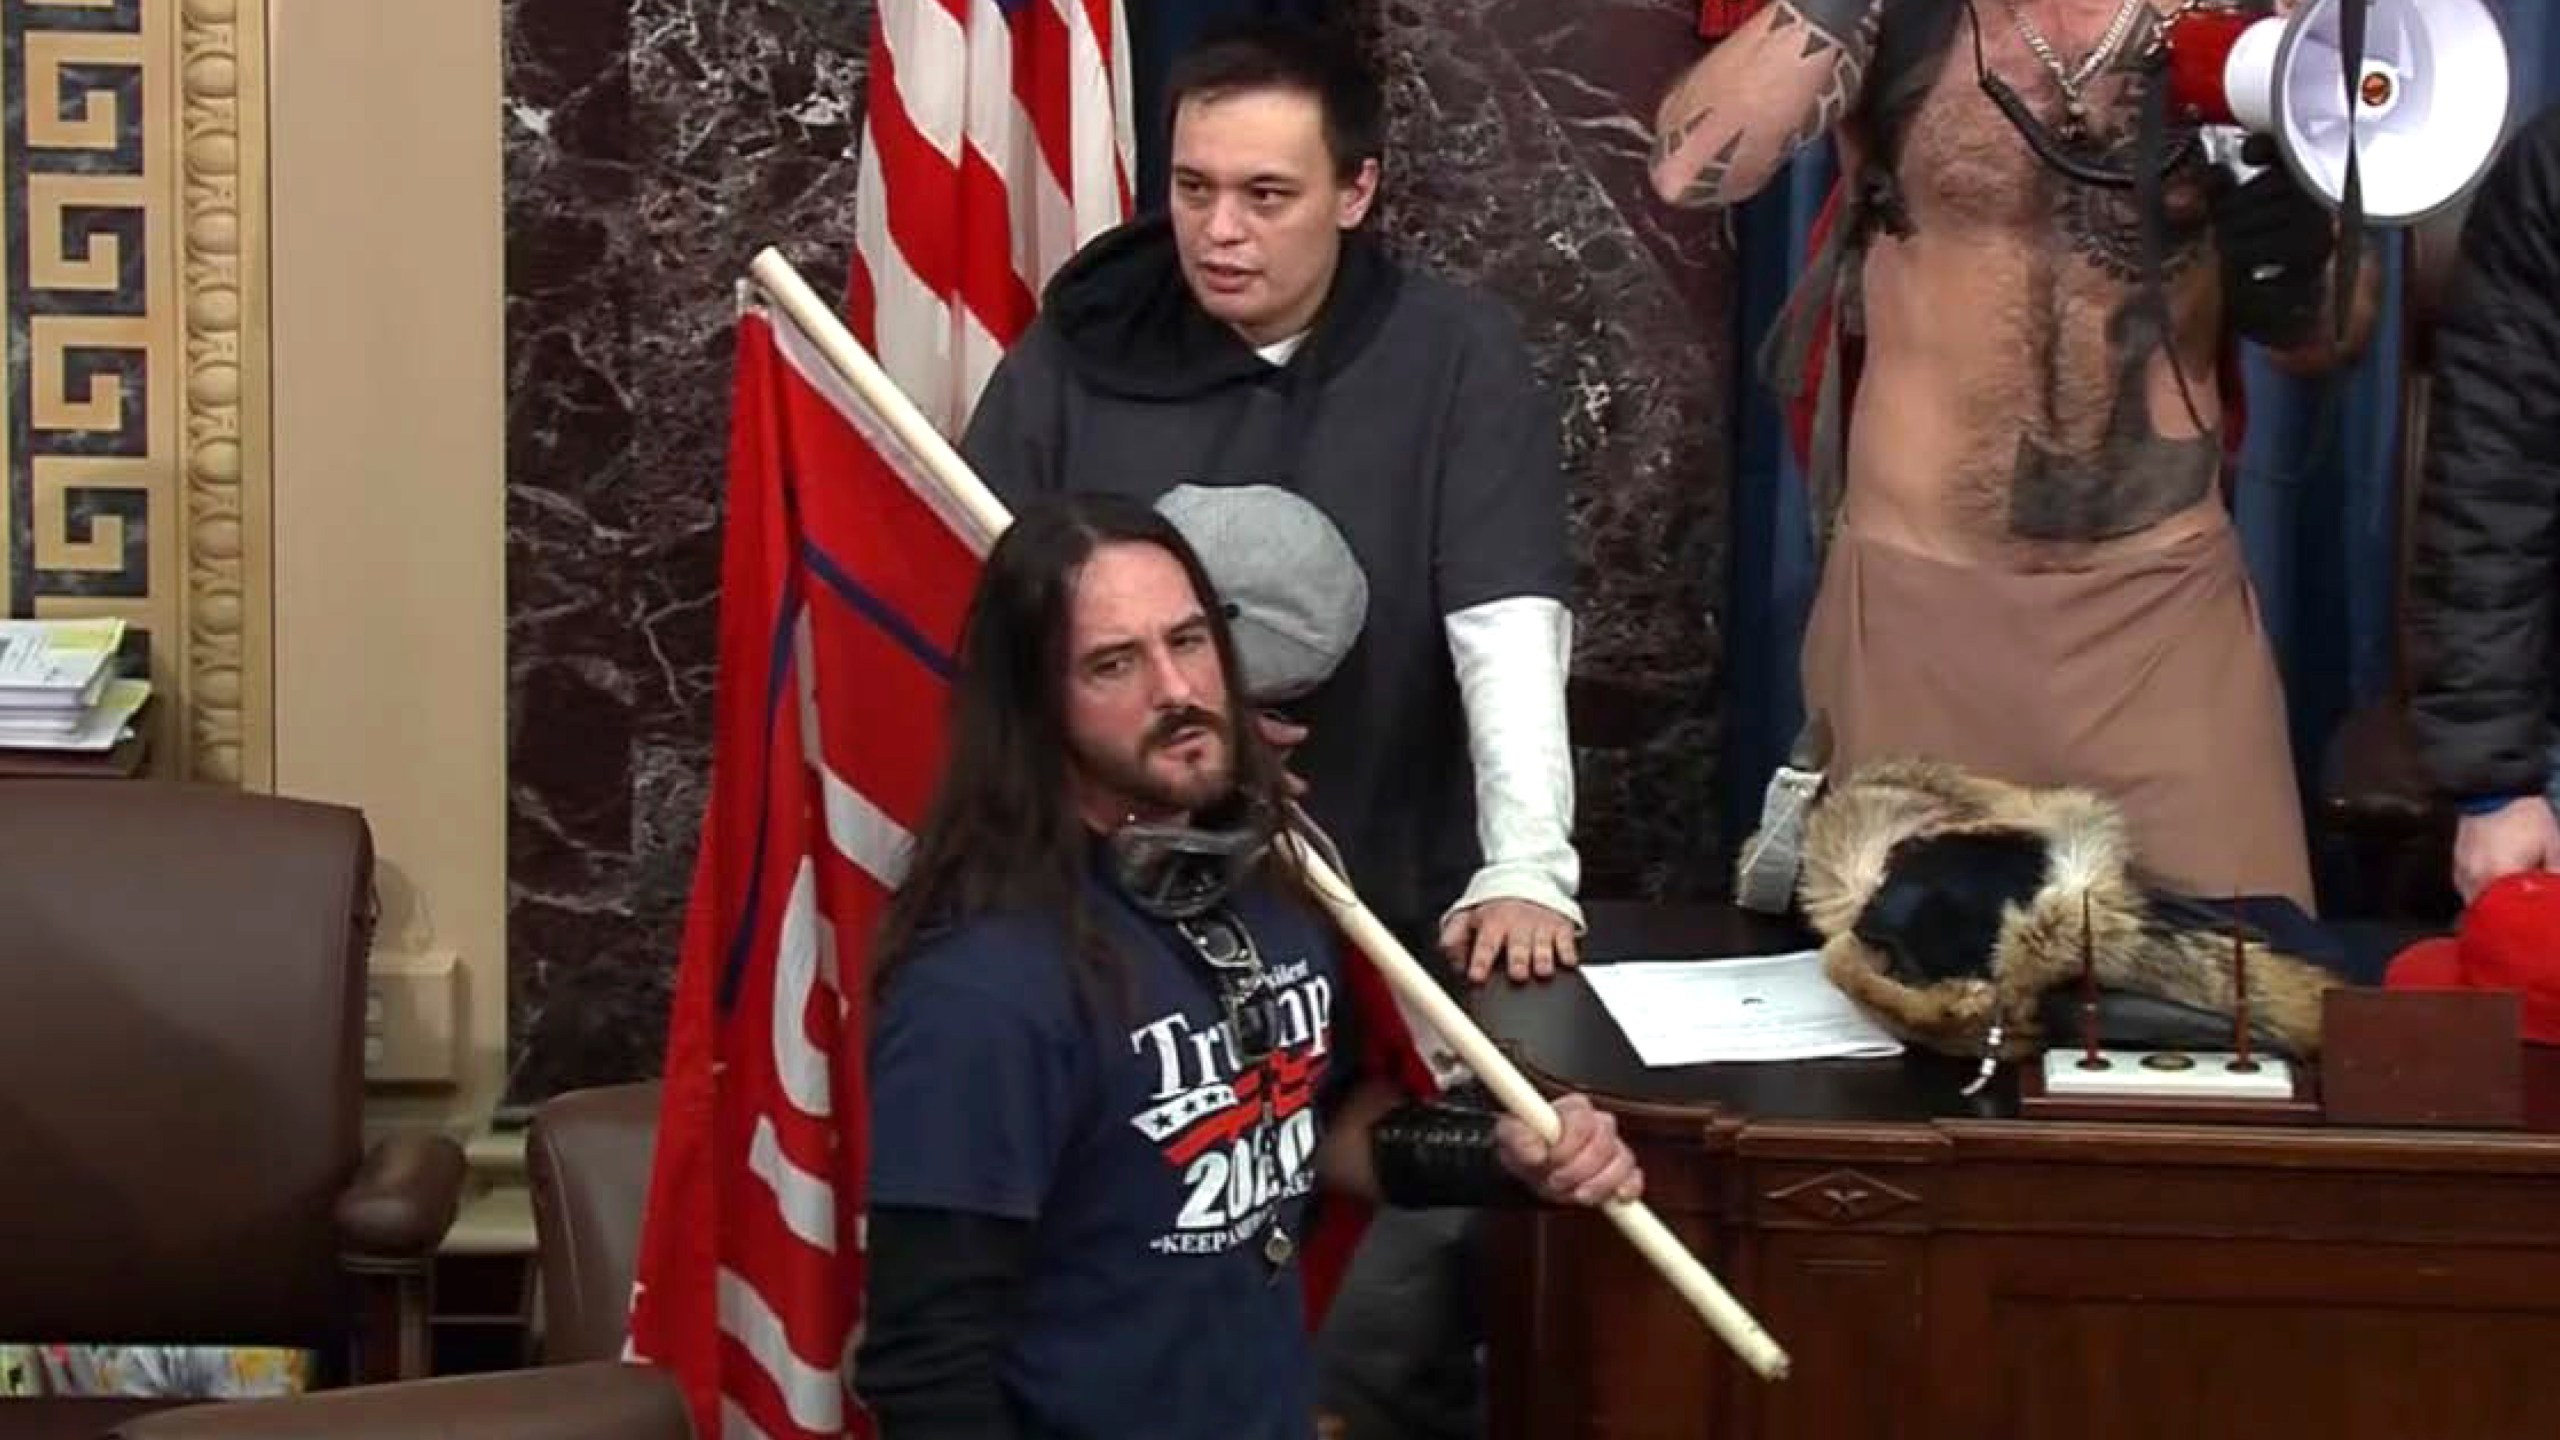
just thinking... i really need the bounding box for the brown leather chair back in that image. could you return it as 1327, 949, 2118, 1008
527, 1081, 662, 1364
0, 780, 373, 1350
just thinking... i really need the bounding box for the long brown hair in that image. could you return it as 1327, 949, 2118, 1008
872, 491, 1308, 1008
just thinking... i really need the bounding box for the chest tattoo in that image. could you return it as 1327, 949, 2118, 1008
2006, 297, 2216, 543
2053, 132, 2211, 284
1995, 16, 2220, 542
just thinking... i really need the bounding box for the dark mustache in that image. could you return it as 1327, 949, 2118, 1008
1144, 707, 1225, 751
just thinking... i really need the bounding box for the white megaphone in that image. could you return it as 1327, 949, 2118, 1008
2163, 0, 2512, 225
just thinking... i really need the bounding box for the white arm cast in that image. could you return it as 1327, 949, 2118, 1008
1442, 595, 1584, 929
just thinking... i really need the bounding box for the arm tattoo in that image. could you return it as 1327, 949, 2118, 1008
1774, 2, 1885, 151
1653, 0, 1879, 208
1655, 107, 1752, 209
1692, 130, 1750, 207
1650, 108, 1701, 173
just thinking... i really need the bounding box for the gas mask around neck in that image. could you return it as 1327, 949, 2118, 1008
1108, 817, 1273, 920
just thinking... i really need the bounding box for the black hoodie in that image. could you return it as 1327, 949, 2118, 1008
961, 216, 1570, 937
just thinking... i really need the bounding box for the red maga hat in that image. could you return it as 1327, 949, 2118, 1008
2386, 872, 2560, 1046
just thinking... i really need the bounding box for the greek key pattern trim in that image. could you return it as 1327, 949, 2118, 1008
5, 0, 156, 608
3, 0, 271, 785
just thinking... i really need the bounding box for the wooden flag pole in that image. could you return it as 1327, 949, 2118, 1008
1278, 833, 1792, 1381
745, 249, 1012, 545
742, 247, 1793, 1382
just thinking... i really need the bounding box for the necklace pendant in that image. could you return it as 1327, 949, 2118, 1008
1262, 1224, 1296, 1273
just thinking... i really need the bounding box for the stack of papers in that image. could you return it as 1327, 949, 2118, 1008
0, 619, 149, 753
1581, 950, 1904, 1066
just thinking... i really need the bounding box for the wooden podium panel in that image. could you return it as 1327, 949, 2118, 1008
1475, 904, 2560, 1440
1929, 1234, 2560, 1438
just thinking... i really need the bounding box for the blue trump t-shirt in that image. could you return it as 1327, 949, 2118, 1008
865, 878, 1359, 1439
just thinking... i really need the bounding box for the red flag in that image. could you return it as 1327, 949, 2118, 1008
627, 289, 1449, 1439
623, 294, 986, 1440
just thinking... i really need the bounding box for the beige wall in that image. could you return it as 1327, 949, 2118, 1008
267, 0, 509, 1135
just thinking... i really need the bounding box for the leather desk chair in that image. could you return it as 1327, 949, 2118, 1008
106, 1082, 689, 1440
0, 781, 467, 1439
525, 1082, 662, 1364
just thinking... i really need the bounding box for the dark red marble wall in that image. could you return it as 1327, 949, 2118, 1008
500, 0, 1739, 1099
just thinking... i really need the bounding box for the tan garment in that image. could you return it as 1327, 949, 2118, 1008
1800, 508, 2315, 911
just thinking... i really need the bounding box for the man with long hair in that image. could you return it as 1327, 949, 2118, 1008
960, 27, 1593, 1425
851, 492, 1640, 1439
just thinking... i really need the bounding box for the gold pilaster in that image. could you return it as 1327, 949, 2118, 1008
175, 0, 270, 787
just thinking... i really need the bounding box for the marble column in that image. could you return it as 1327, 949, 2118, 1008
501, 0, 1737, 1098
503, 0, 870, 1099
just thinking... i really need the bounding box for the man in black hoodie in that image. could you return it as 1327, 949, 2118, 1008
959, 20, 1578, 1437
961, 21, 1581, 989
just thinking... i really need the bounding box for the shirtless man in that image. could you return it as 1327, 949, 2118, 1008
1651, 0, 2374, 908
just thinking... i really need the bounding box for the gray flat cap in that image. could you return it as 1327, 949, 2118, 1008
1156, 482, 1369, 705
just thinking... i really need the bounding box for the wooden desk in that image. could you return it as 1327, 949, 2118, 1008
1474, 903, 2560, 1440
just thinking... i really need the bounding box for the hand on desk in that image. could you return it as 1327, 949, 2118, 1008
1493, 1093, 1642, 1207
1443, 898, 1580, 985
2454, 797, 2560, 904
1254, 704, 1576, 983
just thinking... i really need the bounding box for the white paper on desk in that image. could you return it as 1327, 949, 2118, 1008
1581, 950, 1904, 1066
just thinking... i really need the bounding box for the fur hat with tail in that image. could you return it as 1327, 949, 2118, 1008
1763, 759, 2340, 1061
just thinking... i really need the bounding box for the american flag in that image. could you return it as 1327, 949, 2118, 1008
846, 0, 1136, 439
626, 275, 1447, 1438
